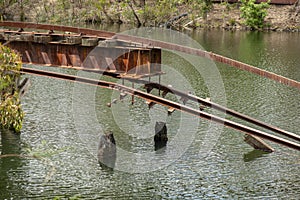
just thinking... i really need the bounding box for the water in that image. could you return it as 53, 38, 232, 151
190, 30, 300, 82
1, 28, 299, 199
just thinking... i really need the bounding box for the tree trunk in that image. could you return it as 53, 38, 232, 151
128, 1, 142, 27
291, 0, 299, 21
20, 0, 25, 21
103, 8, 114, 24
139, 0, 145, 7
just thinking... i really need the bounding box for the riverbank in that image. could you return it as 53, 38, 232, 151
1, 1, 299, 32
190, 3, 300, 32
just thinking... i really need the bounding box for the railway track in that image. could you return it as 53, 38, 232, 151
1, 21, 299, 151
20, 66, 300, 151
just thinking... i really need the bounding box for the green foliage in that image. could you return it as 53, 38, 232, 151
127, 0, 176, 25
0, 0, 273, 30
240, 0, 270, 30
184, 0, 212, 22
229, 18, 236, 26
0, 93, 24, 133
93, 0, 110, 12
201, 0, 213, 18
0, 44, 24, 133
0, 0, 213, 27
0, 44, 21, 93
152, 0, 180, 24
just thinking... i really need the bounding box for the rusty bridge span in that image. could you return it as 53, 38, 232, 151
1, 21, 300, 89
1, 21, 300, 152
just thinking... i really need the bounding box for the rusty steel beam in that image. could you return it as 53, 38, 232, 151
20, 67, 300, 151
143, 82, 300, 143
1, 21, 299, 89
116, 34, 300, 89
1, 22, 298, 143
0, 21, 115, 38
0, 33, 162, 78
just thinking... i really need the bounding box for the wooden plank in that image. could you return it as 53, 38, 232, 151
168, 107, 175, 114
146, 100, 156, 108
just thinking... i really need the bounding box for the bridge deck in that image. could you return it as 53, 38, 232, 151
0, 29, 162, 79
1, 21, 300, 152
1, 21, 299, 89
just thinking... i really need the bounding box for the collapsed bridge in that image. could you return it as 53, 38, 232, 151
1, 21, 300, 152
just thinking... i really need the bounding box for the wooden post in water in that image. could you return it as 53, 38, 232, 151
154, 122, 168, 151
18, 78, 31, 98
97, 131, 116, 169
19, 67, 300, 152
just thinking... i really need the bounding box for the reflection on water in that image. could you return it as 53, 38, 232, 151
190, 30, 300, 81
243, 149, 270, 162
0, 29, 299, 199
0, 130, 27, 198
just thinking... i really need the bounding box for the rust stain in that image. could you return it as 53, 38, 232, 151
1, 21, 299, 89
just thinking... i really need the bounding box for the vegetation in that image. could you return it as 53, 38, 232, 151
0, 0, 213, 27
0, 44, 24, 133
240, 0, 270, 30
1, 0, 296, 31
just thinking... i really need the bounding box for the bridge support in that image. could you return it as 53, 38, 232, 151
97, 131, 116, 169
18, 77, 31, 98
18, 67, 300, 152
154, 122, 168, 151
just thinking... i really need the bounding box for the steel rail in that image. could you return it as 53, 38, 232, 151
141, 82, 300, 142
0, 21, 115, 38
20, 66, 300, 151
116, 34, 300, 89
1, 21, 299, 89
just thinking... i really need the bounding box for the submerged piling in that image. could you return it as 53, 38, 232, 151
97, 131, 116, 169
154, 122, 168, 151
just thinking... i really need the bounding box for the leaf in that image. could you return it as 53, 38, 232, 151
0, 44, 24, 133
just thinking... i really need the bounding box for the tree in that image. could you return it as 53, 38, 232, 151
139, 0, 145, 7
0, 44, 24, 133
240, 0, 270, 30
93, 0, 114, 23
0, 0, 17, 20
202, 0, 213, 20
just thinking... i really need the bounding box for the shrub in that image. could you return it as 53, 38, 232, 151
240, 0, 270, 30
0, 44, 24, 133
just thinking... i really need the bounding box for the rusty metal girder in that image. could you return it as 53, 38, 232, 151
116, 34, 300, 89
20, 67, 300, 151
0, 21, 115, 38
1, 21, 299, 89
0, 31, 162, 78
143, 82, 300, 142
